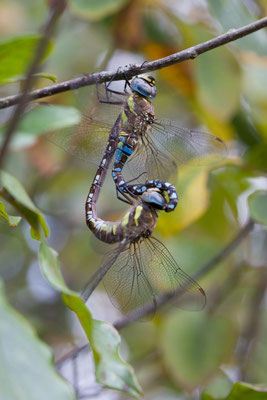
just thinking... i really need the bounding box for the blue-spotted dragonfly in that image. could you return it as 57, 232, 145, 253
82, 185, 206, 317
47, 75, 226, 202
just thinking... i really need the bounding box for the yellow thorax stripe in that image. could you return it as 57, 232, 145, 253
127, 96, 137, 115
134, 206, 143, 226
121, 111, 127, 124
121, 212, 130, 228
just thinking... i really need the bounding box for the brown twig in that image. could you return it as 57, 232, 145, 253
56, 219, 255, 365
0, 17, 267, 111
236, 268, 267, 380
0, 0, 65, 170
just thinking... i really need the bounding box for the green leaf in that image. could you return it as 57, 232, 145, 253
248, 190, 267, 225
4, 72, 57, 84
201, 371, 233, 400
92, 319, 142, 398
15, 104, 81, 136
206, 0, 267, 56
0, 279, 75, 400
39, 241, 142, 398
160, 312, 237, 390
69, 0, 129, 21
209, 165, 255, 219
225, 382, 267, 400
64, 294, 143, 398
195, 45, 241, 119
0, 171, 49, 240
0, 201, 21, 227
201, 394, 215, 400
0, 105, 81, 142
0, 35, 53, 85
39, 242, 77, 295
32, 72, 57, 83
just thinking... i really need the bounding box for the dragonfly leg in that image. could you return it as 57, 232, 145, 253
123, 171, 148, 185
123, 72, 131, 92
116, 187, 134, 205
96, 81, 124, 105
106, 67, 122, 89
106, 87, 127, 96
140, 60, 147, 69
96, 67, 126, 104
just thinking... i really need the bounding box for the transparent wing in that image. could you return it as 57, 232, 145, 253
103, 240, 158, 318
127, 134, 178, 182
150, 118, 227, 166
145, 237, 206, 311
103, 236, 206, 317
46, 83, 126, 164
47, 114, 114, 163
81, 239, 128, 303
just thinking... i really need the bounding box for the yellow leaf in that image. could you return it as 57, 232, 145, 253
156, 167, 209, 237
142, 42, 194, 97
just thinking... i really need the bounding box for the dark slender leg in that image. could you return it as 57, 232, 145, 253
96, 81, 124, 105
116, 188, 135, 205
123, 72, 131, 91
124, 171, 147, 185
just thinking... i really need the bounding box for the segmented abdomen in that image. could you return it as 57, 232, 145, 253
86, 114, 125, 243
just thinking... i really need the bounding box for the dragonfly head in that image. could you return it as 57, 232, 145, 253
130, 75, 156, 99
141, 188, 167, 210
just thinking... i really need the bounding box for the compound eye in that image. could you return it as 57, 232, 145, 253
130, 76, 157, 99
142, 190, 166, 210
146, 76, 155, 86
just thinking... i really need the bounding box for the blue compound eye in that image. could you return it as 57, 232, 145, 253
130, 76, 157, 99
142, 190, 166, 210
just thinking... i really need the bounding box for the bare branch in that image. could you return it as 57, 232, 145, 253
1, 17, 267, 110
0, 0, 65, 169
236, 269, 267, 380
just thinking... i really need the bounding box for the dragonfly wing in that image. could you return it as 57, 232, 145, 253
102, 240, 159, 318
143, 237, 207, 311
46, 83, 126, 163
82, 235, 206, 315
151, 118, 226, 166
47, 114, 114, 164
127, 135, 178, 182
81, 239, 128, 303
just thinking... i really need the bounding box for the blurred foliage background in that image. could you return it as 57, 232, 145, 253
0, 0, 267, 399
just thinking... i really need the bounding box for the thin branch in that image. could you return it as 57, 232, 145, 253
0, 0, 65, 170
114, 219, 255, 329
56, 344, 88, 368
56, 219, 255, 365
1, 17, 267, 110
236, 269, 267, 380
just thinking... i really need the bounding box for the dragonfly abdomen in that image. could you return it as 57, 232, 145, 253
112, 132, 138, 187
86, 114, 122, 242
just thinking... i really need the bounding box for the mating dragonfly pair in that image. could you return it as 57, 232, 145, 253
49, 74, 225, 317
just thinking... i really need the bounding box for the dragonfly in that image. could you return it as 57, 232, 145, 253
82, 185, 206, 317
84, 102, 203, 317
47, 75, 226, 204
86, 113, 178, 243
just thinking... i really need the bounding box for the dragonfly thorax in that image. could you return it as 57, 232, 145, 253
123, 93, 155, 135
